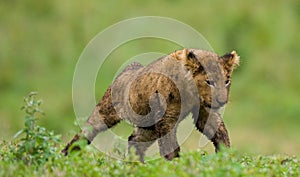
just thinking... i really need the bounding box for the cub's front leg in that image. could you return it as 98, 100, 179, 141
157, 127, 180, 160
156, 113, 181, 161
194, 107, 230, 152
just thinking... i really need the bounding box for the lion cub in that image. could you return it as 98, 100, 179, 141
62, 49, 239, 162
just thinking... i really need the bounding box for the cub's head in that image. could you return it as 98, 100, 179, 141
171, 49, 239, 109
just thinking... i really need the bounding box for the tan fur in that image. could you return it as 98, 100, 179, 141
62, 49, 239, 162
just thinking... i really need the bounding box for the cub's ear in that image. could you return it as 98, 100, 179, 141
187, 50, 196, 59
185, 50, 201, 72
220, 51, 240, 72
171, 49, 200, 72
171, 48, 188, 61
171, 48, 197, 62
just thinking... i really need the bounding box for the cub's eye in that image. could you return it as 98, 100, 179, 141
206, 80, 215, 86
225, 80, 231, 86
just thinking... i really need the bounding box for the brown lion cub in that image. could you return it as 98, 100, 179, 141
62, 49, 239, 162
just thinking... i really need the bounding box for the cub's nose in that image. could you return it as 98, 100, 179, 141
216, 98, 227, 107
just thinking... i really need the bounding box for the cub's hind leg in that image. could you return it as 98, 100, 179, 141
128, 127, 159, 163
62, 106, 121, 155
127, 125, 180, 162
62, 88, 121, 155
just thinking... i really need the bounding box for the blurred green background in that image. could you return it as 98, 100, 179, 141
0, 0, 299, 155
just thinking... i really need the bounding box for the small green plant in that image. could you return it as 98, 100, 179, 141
11, 92, 61, 165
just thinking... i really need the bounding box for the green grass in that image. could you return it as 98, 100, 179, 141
1, 144, 299, 177
1, 91, 299, 177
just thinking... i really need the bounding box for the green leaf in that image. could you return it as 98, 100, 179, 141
13, 129, 24, 139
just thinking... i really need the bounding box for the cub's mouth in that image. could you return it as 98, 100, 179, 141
203, 101, 224, 109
